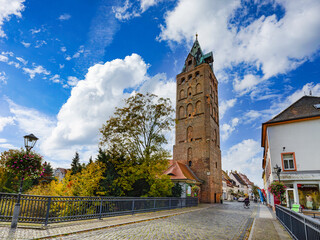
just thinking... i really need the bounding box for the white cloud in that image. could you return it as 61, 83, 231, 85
21, 41, 30, 48
42, 53, 148, 161
58, 13, 71, 21
59, 64, 64, 69
0, 54, 8, 62
30, 28, 41, 34
7, 99, 56, 141
0, 139, 18, 149
50, 74, 62, 83
8, 61, 20, 68
159, 0, 320, 95
0, 0, 25, 37
222, 139, 263, 187
0, 116, 14, 131
22, 65, 50, 79
65, 56, 71, 61
219, 98, 237, 119
72, 45, 84, 58
113, 0, 140, 21
16, 57, 27, 65
60, 47, 67, 52
233, 74, 260, 95
113, 0, 161, 20
140, 0, 161, 12
35, 40, 47, 48
67, 76, 79, 86
221, 117, 239, 141
0, 71, 7, 84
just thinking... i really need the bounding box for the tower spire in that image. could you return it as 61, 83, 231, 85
196, 33, 198, 40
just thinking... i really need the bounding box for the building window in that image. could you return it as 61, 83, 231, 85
281, 153, 296, 171
188, 60, 192, 66
181, 77, 185, 84
188, 147, 192, 161
179, 106, 185, 119
187, 103, 193, 117
188, 161, 192, 167
180, 89, 185, 99
187, 87, 192, 97
195, 71, 200, 77
188, 74, 192, 80
187, 126, 193, 142
196, 101, 201, 114
196, 83, 201, 93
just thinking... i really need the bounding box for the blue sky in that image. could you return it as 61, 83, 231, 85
0, 0, 320, 187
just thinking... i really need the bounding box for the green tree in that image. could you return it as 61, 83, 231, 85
100, 93, 174, 197
252, 185, 260, 198
71, 152, 82, 175
171, 183, 183, 197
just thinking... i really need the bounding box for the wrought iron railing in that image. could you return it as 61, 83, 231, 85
0, 193, 198, 226
275, 204, 320, 240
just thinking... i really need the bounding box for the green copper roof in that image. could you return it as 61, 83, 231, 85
181, 38, 213, 72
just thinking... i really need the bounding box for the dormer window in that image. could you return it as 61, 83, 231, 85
188, 60, 192, 66
314, 104, 320, 109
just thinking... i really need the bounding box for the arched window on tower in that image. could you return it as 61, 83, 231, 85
180, 89, 185, 99
187, 147, 192, 161
210, 85, 213, 97
179, 106, 185, 119
187, 87, 192, 97
187, 103, 193, 117
210, 103, 213, 117
196, 101, 201, 114
187, 126, 193, 142
196, 83, 201, 93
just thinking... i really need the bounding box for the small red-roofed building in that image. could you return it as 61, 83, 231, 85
164, 160, 202, 198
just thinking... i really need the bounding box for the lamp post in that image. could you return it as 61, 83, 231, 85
273, 164, 282, 205
11, 134, 38, 229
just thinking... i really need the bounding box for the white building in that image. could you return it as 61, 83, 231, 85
54, 168, 67, 181
261, 96, 320, 209
229, 171, 249, 196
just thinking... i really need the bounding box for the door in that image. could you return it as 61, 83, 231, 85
286, 189, 295, 208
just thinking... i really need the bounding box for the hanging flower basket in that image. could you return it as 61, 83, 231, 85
268, 181, 286, 199
1, 149, 44, 179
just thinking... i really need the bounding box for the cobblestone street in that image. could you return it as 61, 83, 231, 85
50, 202, 257, 240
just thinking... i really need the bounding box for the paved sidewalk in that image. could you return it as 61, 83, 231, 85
0, 205, 210, 240
248, 204, 292, 240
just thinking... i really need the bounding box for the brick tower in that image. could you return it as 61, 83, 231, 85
173, 36, 222, 203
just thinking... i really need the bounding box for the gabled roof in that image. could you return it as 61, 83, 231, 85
267, 96, 320, 123
238, 173, 253, 186
231, 172, 247, 186
164, 161, 201, 183
261, 96, 320, 147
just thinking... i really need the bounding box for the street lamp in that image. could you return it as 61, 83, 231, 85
11, 134, 38, 229
273, 164, 282, 205
274, 164, 281, 182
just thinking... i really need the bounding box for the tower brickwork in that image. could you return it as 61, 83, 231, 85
173, 38, 222, 203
